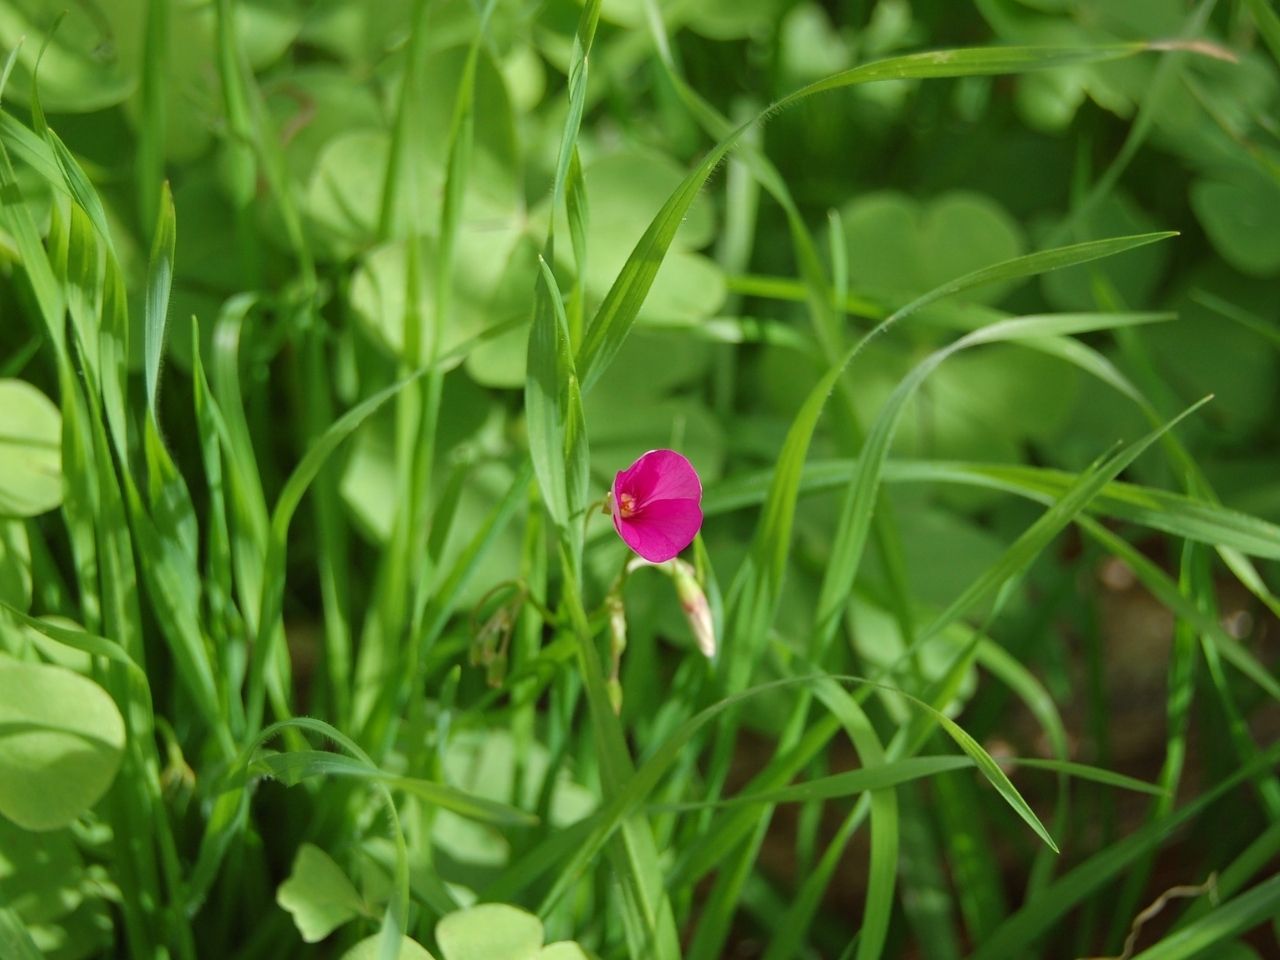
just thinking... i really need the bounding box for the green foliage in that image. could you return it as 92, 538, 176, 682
436, 903, 543, 960
340, 933, 437, 960
0, 655, 124, 831
2, 1, 1280, 958
0, 380, 62, 517
276, 844, 370, 943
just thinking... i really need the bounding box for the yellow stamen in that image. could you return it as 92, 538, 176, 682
619, 492, 637, 518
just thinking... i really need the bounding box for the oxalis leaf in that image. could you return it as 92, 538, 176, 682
0, 379, 62, 518
0, 654, 124, 831
276, 844, 368, 943
436, 903, 543, 960
340, 935, 436, 960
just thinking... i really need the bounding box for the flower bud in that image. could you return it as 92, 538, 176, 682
605, 591, 627, 713
606, 591, 627, 660
671, 559, 716, 659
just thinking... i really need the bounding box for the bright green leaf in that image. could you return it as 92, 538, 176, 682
0, 655, 124, 831
276, 843, 367, 943
537, 945, 591, 960
340, 933, 437, 960
436, 903, 543, 960
0, 381, 62, 518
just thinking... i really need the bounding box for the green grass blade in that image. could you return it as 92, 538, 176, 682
883, 678, 1057, 852
0, 112, 59, 190
0, 41, 21, 103
651, 756, 974, 811
973, 632, 1072, 897
552, 0, 602, 213
0, 137, 66, 356
559, 567, 683, 960
253, 751, 537, 827
0, 600, 144, 677
39, 125, 115, 258
671, 604, 969, 895
671, 714, 843, 888
1015, 759, 1166, 796
887, 462, 1280, 561
0, 908, 42, 960
897, 785, 964, 960
773, 44, 1148, 111
932, 762, 1008, 942
143, 180, 174, 414
656, 754, 1162, 813
210, 302, 271, 616
1244, 0, 1280, 65
1107, 540, 1213, 946
190, 327, 241, 728
525, 258, 589, 533
709, 457, 1280, 563
529, 0, 600, 494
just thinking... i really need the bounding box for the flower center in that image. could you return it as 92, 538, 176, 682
618, 492, 638, 518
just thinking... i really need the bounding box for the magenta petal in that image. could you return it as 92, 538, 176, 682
616, 499, 703, 563
611, 449, 703, 561
616, 449, 701, 509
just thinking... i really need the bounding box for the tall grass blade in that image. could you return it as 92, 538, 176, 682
143, 181, 175, 414
0, 909, 42, 960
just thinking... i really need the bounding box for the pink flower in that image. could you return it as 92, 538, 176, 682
610, 449, 703, 563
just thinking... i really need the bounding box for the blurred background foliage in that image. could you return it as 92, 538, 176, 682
4, 0, 1278, 510
2, 0, 1280, 958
